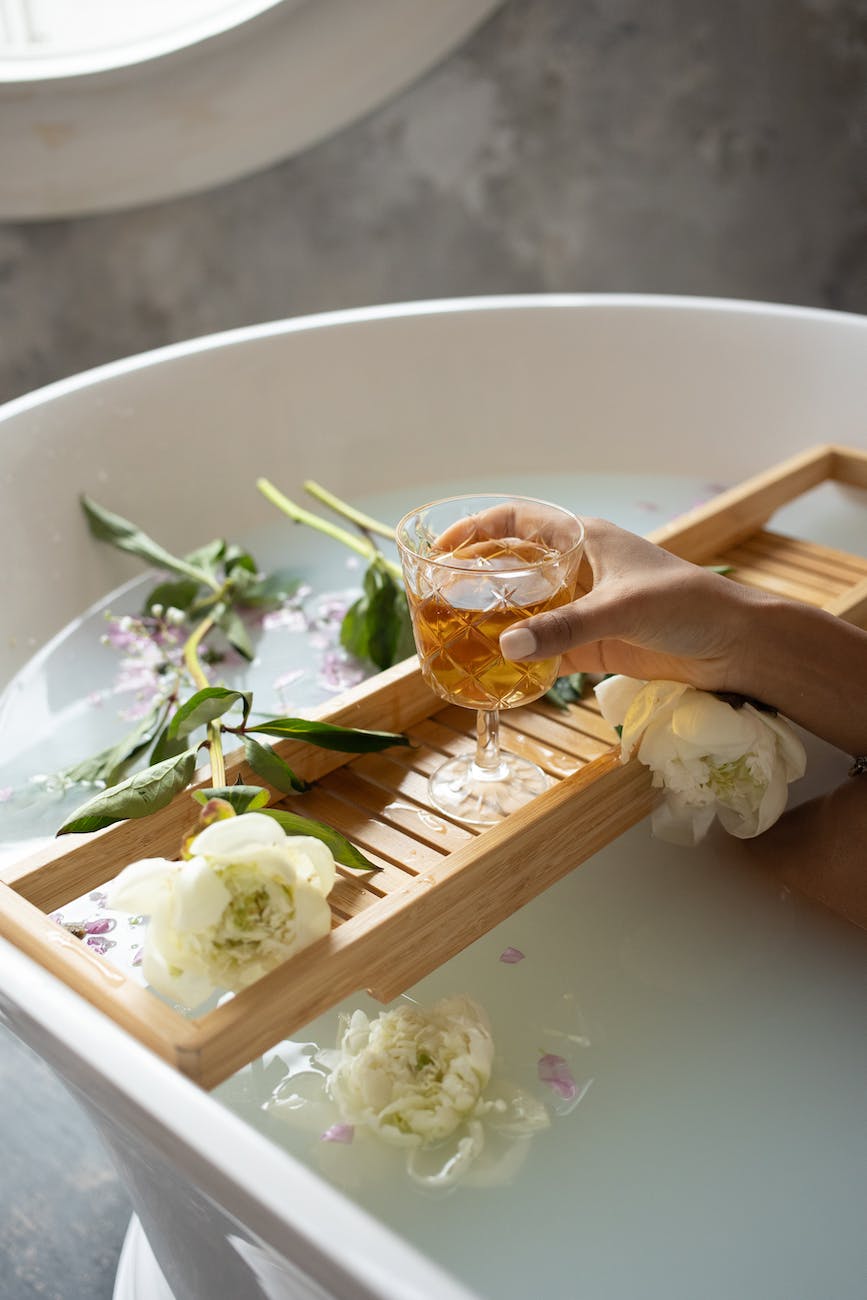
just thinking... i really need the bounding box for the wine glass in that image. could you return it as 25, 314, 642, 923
396, 494, 585, 825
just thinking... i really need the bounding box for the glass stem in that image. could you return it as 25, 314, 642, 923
475, 709, 501, 772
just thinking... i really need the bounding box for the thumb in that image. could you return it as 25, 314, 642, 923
499, 587, 630, 660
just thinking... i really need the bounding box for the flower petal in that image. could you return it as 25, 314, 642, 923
594, 675, 646, 731
190, 811, 284, 857
171, 857, 232, 931
106, 858, 174, 915
538, 1053, 577, 1101
621, 680, 688, 760
752, 708, 807, 781
283, 837, 337, 896
499, 947, 525, 964
651, 796, 717, 845
320, 1124, 354, 1144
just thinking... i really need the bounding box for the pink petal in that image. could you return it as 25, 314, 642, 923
538, 1053, 578, 1101
82, 917, 116, 935
0, 786, 12, 803
499, 947, 525, 964
320, 1124, 354, 1144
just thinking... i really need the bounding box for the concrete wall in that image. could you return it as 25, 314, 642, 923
1, 0, 864, 405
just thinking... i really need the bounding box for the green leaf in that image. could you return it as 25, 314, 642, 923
167, 687, 252, 740
149, 724, 190, 765
143, 578, 201, 616
261, 807, 380, 872
392, 587, 417, 661
247, 716, 410, 753
240, 568, 301, 610
705, 564, 734, 575
184, 538, 226, 575
58, 749, 198, 834
243, 736, 311, 795
216, 607, 254, 661
340, 559, 414, 670
81, 496, 214, 588
191, 785, 270, 814
223, 545, 258, 576
62, 706, 166, 787
545, 672, 588, 711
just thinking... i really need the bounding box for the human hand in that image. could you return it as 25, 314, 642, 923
498, 516, 759, 694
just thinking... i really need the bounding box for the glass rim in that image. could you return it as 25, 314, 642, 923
395, 492, 586, 574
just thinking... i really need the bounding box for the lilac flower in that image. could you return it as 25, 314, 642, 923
262, 607, 307, 632
316, 596, 351, 625
317, 651, 365, 693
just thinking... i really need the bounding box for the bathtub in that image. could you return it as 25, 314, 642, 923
1, 296, 865, 1300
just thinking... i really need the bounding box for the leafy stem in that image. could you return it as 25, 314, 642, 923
303, 479, 397, 542
257, 477, 403, 583
183, 613, 226, 787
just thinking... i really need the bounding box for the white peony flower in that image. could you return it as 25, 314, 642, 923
327, 996, 495, 1149
323, 995, 548, 1189
595, 676, 806, 845
107, 812, 335, 1006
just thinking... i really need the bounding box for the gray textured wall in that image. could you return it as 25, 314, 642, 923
0, 2, 865, 1297
1, 0, 865, 406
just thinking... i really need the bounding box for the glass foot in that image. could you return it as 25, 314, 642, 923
428, 752, 551, 826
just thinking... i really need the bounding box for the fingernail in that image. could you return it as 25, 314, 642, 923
500, 627, 537, 660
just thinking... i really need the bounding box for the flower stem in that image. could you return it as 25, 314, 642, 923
303, 480, 397, 541
183, 613, 226, 787
257, 478, 403, 582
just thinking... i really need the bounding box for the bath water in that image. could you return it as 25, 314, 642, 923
1, 471, 865, 1300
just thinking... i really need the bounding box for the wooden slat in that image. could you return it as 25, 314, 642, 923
328, 878, 379, 920
349, 752, 458, 815
726, 563, 839, 605
529, 698, 619, 744
496, 723, 587, 777
831, 445, 867, 488
825, 575, 867, 628
394, 710, 589, 778
723, 547, 848, 599
434, 703, 609, 761
737, 531, 867, 583
277, 784, 440, 878
648, 444, 835, 561
326, 768, 477, 854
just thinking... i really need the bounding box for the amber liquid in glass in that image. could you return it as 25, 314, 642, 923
407, 538, 571, 710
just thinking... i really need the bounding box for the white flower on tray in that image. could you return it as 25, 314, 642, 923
595, 676, 807, 845
107, 812, 335, 1006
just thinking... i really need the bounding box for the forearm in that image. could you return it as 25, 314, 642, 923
723, 588, 867, 757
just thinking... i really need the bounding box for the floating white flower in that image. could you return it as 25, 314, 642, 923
324, 996, 548, 1189
596, 676, 806, 845
107, 812, 335, 1006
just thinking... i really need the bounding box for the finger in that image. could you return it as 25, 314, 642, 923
499, 587, 633, 661
435, 504, 517, 552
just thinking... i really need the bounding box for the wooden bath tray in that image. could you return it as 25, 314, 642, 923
1, 443, 865, 1089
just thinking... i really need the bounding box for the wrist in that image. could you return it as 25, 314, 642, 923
719, 587, 867, 754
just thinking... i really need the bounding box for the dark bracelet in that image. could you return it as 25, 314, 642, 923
850, 756, 867, 778
714, 691, 777, 716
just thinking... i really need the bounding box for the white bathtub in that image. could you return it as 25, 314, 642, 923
1, 296, 865, 1300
